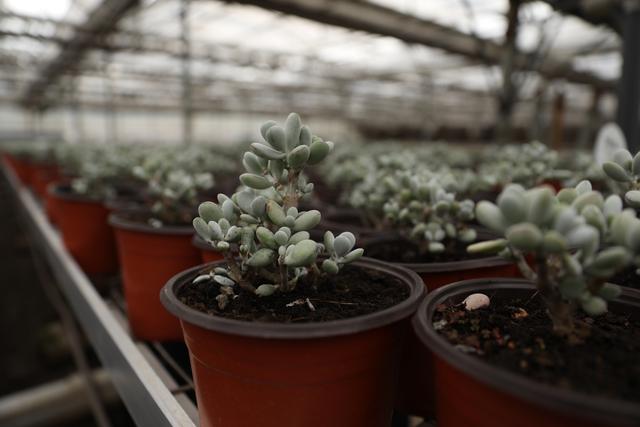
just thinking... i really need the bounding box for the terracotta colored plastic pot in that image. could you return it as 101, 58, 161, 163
413, 278, 640, 427
31, 163, 60, 199
192, 235, 224, 264
49, 184, 118, 275
110, 214, 202, 341
161, 258, 425, 427
362, 236, 522, 417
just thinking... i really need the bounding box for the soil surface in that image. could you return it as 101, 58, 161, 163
178, 265, 409, 323
364, 238, 488, 264
435, 295, 640, 402
610, 266, 640, 289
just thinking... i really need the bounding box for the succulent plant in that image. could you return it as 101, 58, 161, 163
469, 180, 639, 335
192, 113, 364, 308
479, 141, 571, 189
601, 148, 640, 209
382, 172, 477, 253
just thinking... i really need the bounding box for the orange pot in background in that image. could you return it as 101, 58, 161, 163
110, 214, 201, 341
192, 235, 224, 264
161, 258, 425, 427
49, 184, 118, 275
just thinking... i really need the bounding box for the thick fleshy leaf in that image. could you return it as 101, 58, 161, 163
625, 190, 640, 208
289, 231, 310, 245
193, 217, 212, 240
581, 295, 607, 316
242, 152, 263, 174
542, 231, 566, 253
603, 161, 631, 182
248, 197, 265, 218
342, 248, 364, 263
287, 145, 310, 169
497, 191, 526, 224
467, 239, 508, 254
266, 125, 286, 151
571, 191, 604, 213
506, 223, 542, 251
255, 284, 277, 297
307, 140, 332, 165
299, 126, 312, 146
251, 143, 286, 160
603, 195, 623, 218
557, 188, 577, 204
293, 210, 321, 232
284, 239, 317, 267
198, 201, 223, 222
284, 113, 302, 152
266, 200, 286, 226
322, 259, 339, 274
475, 201, 506, 232
612, 149, 633, 170
526, 187, 555, 225
247, 248, 276, 267
599, 283, 622, 300
589, 246, 630, 273
260, 120, 277, 140
575, 180, 592, 195
240, 173, 272, 190
256, 227, 277, 249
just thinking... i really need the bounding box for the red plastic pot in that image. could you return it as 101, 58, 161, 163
110, 214, 202, 341
362, 236, 522, 417
160, 258, 425, 427
192, 235, 224, 264
49, 184, 118, 275
413, 279, 640, 427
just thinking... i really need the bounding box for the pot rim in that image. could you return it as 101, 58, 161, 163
412, 278, 640, 425
364, 235, 513, 273
161, 256, 425, 340
47, 182, 102, 204
109, 212, 194, 236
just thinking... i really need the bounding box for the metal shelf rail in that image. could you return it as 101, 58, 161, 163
1, 161, 198, 427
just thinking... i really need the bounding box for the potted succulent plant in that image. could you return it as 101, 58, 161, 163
160, 114, 424, 427
109, 145, 232, 341
413, 181, 640, 426
350, 168, 520, 417
47, 144, 122, 276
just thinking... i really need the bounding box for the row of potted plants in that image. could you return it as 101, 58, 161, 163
2, 120, 638, 426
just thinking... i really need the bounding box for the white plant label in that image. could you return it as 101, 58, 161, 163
594, 123, 627, 166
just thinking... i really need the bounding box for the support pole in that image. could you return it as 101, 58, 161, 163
496, 0, 521, 144
180, 0, 193, 145
616, 1, 640, 151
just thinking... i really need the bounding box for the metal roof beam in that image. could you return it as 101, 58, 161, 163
219, 0, 615, 90
21, 0, 139, 110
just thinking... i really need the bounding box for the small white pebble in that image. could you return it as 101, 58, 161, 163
463, 293, 490, 311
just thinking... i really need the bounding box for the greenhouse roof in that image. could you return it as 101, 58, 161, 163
0, 0, 622, 127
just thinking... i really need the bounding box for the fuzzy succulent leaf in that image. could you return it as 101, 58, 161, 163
198, 201, 223, 222
602, 161, 631, 182
284, 239, 317, 267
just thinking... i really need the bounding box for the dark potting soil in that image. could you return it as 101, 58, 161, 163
364, 238, 487, 264
610, 266, 640, 289
435, 296, 640, 402
178, 265, 409, 323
